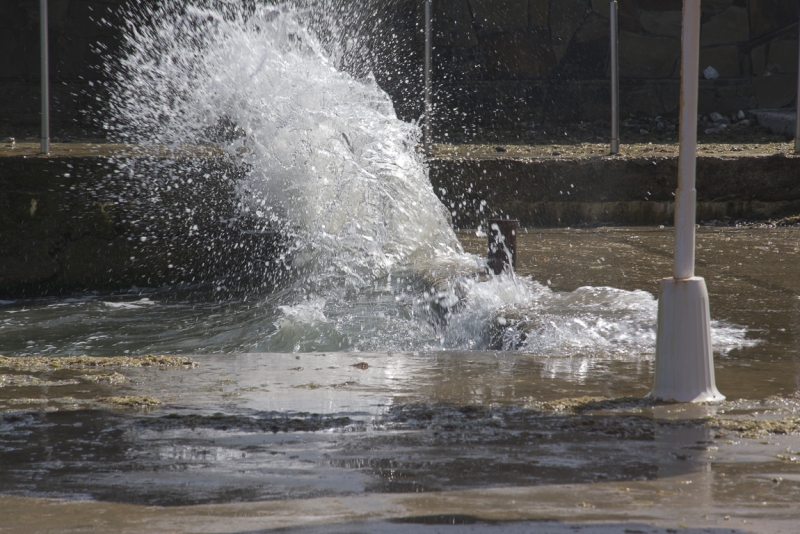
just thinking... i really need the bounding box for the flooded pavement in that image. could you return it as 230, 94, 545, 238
1, 227, 799, 533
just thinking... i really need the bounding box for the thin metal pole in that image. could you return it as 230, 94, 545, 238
40, 0, 50, 154
610, 0, 619, 154
674, 0, 701, 280
796, 17, 800, 154
423, 0, 432, 153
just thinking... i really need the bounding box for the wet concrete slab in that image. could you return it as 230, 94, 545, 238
0, 227, 798, 532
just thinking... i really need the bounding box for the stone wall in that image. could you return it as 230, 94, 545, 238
404, 0, 800, 137
0, 0, 128, 138
1, 0, 799, 138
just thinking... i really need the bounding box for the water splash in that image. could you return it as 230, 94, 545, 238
0, 1, 755, 367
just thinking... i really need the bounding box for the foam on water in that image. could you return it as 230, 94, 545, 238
0, 1, 755, 367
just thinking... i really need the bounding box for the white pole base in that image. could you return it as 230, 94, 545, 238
650, 277, 725, 403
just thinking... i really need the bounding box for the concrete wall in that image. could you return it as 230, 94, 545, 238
1, 0, 799, 138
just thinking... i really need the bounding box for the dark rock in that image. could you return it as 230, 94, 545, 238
703, 0, 735, 10
573, 12, 608, 43
435, 0, 478, 47
699, 45, 742, 77
698, 88, 717, 115
543, 84, 585, 124
717, 97, 753, 115
749, 0, 800, 39
701, 6, 750, 46
550, 0, 591, 61
619, 32, 680, 78
624, 88, 664, 117
469, 0, 529, 31
662, 84, 680, 114
751, 44, 768, 75
767, 39, 799, 74
754, 74, 797, 108
639, 10, 682, 39
635, 0, 683, 9
529, 0, 549, 28
483, 29, 556, 78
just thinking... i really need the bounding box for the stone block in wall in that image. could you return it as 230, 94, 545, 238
64, 1, 117, 38
701, 6, 750, 46
0, 30, 28, 79
716, 85, 737, 98
49, 0, 72, 30
639, 10, 682, 39
20, 26, 41, 80
434, 84, 496, 131
543, 83, 585, 123
619, 32, 680, 78
0, 1, 27, 30
703, 0, 736, 9
662, 84, 680, 114
699, 46, 741, 77
754, 74, 797, 108
434, 0, 479, 47
530, 0, 549, 27
591, 0, 640, 32
574, 12, 608, 42
483, 29, 556, 78
581, 84, 611, 121
717, 96, 753, 115
767, 40, 799, 74
550, 0, 591, 61
751, 44, 768, 75
749, 0, 800, 39
624, 87, 664, 116
494, 82, 547, 125
738, 83, 755, 97
635, 0, 682, 9
698, 87, 717, 115
558, 18, 610, 79
0, 82, 40, 126
435, 46, 485, 82
469, 0, 528, 32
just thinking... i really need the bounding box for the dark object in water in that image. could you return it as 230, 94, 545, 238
487, 218, 518, 275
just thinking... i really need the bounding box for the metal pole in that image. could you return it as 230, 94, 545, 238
650, 0, 722, 403
796, 17, 800, 154
40, 0, 50, 154
674, 0, 701, 280
610, 0, 619, 155
423, 0, 432, 153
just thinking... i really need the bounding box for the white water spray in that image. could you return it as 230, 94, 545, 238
56, 0, 750, 360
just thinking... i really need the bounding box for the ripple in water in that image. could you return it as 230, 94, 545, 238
0, 1, 754, 367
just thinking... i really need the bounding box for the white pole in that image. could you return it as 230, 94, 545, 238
650, 0, 723, 403
610, 0, 619, 155
40, 0, 50, 154
796, 18, 800, 154
423, 0, 432, 153
674, 0, 700, 279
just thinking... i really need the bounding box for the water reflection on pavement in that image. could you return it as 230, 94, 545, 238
1, 227, 799, 533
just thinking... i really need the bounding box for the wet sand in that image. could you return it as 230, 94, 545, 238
1, 227, 799, 533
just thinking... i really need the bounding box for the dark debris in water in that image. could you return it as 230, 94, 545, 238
140, 411, 358, 433
0, 354, 199, 371
99, 396, 162, 409
376, 396, 800, 440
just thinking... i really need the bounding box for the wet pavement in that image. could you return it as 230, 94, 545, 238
1, 227, 799, 533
